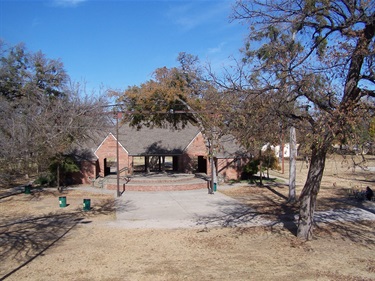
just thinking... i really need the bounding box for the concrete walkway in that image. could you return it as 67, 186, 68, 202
70, 185, 375, 229
110, 188, 272, 229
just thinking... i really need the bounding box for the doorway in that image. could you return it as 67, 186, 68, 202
197, 156, 207, 173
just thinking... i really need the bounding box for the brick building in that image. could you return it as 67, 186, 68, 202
76, 123, 246, 186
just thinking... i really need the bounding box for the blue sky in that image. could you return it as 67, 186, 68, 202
0, 0, 248, 94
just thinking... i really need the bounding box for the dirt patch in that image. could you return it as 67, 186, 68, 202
1, 155, 375, 280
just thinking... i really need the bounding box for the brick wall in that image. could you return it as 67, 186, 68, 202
68, 160, 97, 185
181, 132, 209, 173
217, 158, 246, 182
95, 134, 130, 177
93, 131, 245, 182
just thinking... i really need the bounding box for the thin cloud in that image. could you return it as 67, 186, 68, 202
32, 18, 41, 28
166, 2, 231, 31
208, 42, 227, 54
52, 0, 87, 8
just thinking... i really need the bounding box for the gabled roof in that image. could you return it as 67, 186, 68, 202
115, 123, 201, 156
72, 130, 110, 161
216, 135, 246, 158
94, 132, 129, 158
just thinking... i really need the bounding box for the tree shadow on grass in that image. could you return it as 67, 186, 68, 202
325, 196, 375, 216
240, 176, 280, 186
201, 183, 375, 244
0, 213, 83, 280
314, 220, 375, 246
195, 185, 299, 236
312, 191, 375, 245
0, 186, 61, 201
0, 197, 127, 280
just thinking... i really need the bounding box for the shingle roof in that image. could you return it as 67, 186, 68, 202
71, 130, 111, 161
216, 134, 246, 158
115, 123, 200, 155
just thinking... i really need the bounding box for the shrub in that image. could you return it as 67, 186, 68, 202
34, 175, 51, 186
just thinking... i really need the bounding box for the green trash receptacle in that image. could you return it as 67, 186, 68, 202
83, 199, 91, 211
24, 185, 31, 194
214, 183, 217, 192
59, 196, 67, 208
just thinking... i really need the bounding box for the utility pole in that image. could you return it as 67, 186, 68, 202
289, 126, 297, 202
279, 122, 285, 174
116, 111, 120, 197
210, 139, 214, 194
209, 127, 217, 194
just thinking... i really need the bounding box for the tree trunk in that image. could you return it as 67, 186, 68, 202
297, 11, 374, 241
297, 144, 328, 240
288, 126, 297, 203
57, 163, 60, 191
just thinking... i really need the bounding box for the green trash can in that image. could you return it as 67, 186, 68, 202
83, 199, 91, 211
59, 196, 67, 208
24, 185, 31, 194
214, 183, 217, 192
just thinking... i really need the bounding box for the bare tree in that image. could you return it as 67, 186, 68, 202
0, 43, 110, 186
229, 0, 375, 240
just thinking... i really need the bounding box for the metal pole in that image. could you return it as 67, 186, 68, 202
289, 126, 297, 202
210, 153, 214, 194
116, 111, 120, 197
279, 123, 284, 174
210, 131, 215, 194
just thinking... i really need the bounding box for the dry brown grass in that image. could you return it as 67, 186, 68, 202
0, 154, 374, 280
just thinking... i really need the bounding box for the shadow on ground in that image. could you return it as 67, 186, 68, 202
195, 185, 299, 235
0, 192, 126, 280
196, 183, 375, 244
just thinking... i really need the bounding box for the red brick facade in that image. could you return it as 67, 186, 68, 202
93, 132, 212, 176
180, 132, 209, 173
76, 130, 244, 186
68, 160, 97, 185
217, 158, 246, 181
95, 133, 130, 177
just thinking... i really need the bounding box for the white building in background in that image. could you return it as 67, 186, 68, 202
262, 143, 298, 158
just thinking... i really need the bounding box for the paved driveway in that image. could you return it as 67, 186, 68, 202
111, 189, 272, 229
72, 186, 375, 229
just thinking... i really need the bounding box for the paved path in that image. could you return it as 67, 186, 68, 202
70, 185, 375, 229
314, 203, 375, 223
110, 188, 272, 229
